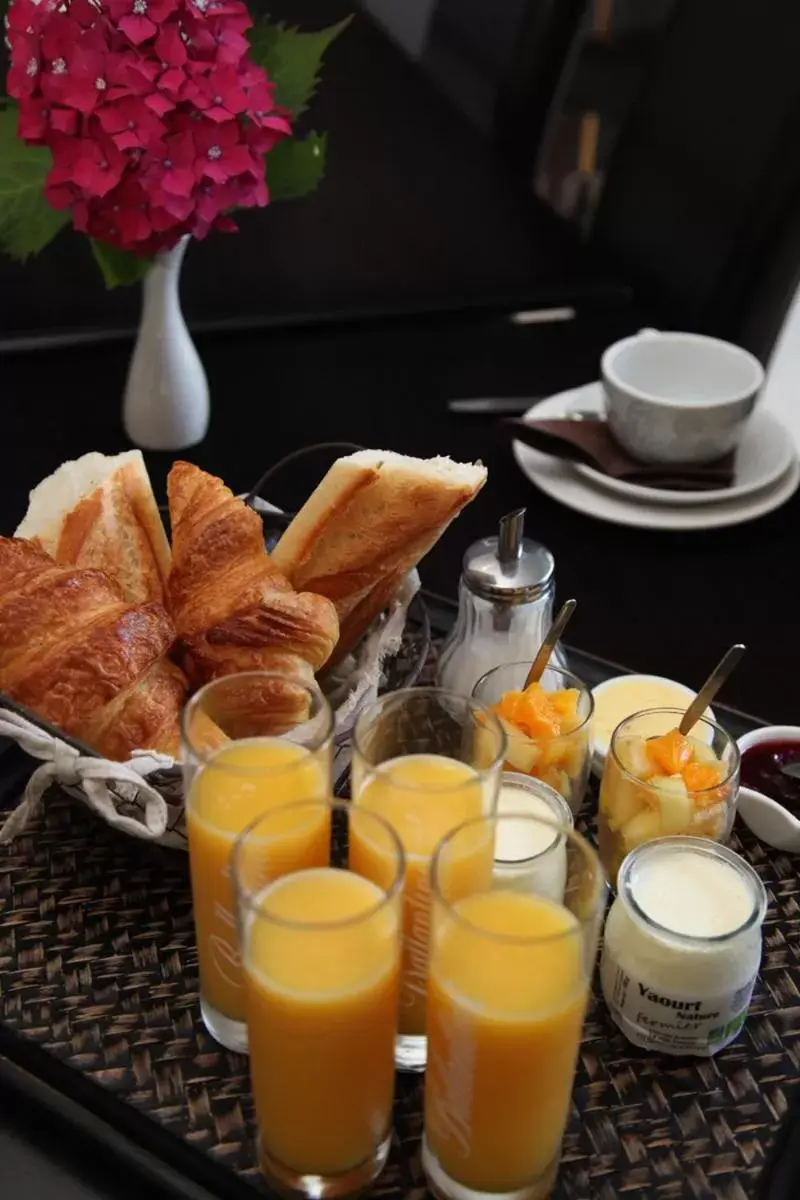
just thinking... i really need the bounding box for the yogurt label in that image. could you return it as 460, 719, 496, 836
601, 951, 757, 1056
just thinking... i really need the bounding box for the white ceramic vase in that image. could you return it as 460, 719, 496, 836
123, 235, 210, 450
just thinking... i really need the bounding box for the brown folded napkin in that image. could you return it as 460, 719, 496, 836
506, 418, 736, 491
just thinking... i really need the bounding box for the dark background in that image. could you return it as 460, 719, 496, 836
0, 0, 627, 340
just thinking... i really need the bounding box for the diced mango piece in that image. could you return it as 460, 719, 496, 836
494, 682, 587, 742
646, 729, 694, 776
495, 690, 528, 725
549, 687, 580, 721
683, 761, 723, 792
496, 683, 562, 740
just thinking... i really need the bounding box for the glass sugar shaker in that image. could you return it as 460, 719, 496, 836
437, 508, 566, 698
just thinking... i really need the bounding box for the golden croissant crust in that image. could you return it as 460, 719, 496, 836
183, 655, 318, 742
167, 464, 339, 704
0, 537, 186, 760
168, 460, 292, 636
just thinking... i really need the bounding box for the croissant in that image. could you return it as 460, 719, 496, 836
0, 537, 186, 760
167, 463, 339, 732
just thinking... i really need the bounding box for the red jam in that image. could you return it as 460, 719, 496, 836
741, 739, 800, 817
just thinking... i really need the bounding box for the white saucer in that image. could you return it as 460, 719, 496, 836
513, 385, 800, 531
554, 383, 794, 506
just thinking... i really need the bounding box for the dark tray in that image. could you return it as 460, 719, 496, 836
1, 601, 797, 1200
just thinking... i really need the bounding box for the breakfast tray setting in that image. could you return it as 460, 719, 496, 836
0, 615, 798, 1200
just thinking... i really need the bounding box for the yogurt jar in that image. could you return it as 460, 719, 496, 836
600, 837, 766, 1056
493, 772, 573, 902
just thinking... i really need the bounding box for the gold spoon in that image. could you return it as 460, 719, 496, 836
678, 643, 747, 735
524, 599, 578, 687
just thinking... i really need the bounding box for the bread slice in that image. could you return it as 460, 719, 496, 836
16, 450, 171, 606
272, 450, 487, 654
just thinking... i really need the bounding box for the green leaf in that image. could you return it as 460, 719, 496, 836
267, 132, 327, 201
0, 103, 70, 261
248, 17, 351, 116
90, 240, 153, 289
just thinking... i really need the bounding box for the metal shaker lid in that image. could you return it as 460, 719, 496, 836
463, 508, 555, 602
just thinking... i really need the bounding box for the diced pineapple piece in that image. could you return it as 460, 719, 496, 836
536, 765, 570, 799
538, 736, 568, 769
502, 725, 541, 774
474, 720, 503, 769
559, 712, 583, 735
563, 731, 588, 779
603, 778, 647, 831
615, 734, 654, 780
649, 774, 692, 834
621, 807, 663, 849
686, 735, 719, 766
692, 805, 727, 840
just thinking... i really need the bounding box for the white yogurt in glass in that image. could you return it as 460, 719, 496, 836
601, 837, 767, 1056
492, 773, 573, 902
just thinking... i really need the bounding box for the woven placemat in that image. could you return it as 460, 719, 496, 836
0, 643, 797, 1200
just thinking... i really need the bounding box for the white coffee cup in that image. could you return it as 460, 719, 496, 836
601, 329, 764, 464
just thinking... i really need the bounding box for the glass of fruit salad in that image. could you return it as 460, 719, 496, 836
473, 663, 594, 815
598, 708, 740, 882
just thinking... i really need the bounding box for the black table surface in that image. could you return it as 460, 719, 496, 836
2, 307, 799, 1197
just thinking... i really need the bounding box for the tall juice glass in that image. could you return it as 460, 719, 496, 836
233, 799, 404, 1199
182, 672, 333, 1053
424, 813, 606, 1200
351, 687, 506, 1071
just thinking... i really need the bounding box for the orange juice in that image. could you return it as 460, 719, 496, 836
426, 890, 588, 1192
245, 868, 400, 1176
186, 739, 329, 1022
352, 754, 491, 1035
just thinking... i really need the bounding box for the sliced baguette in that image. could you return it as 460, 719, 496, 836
16, 450, 171, 606
273, 450, 487, 654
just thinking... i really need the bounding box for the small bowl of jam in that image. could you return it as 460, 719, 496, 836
737, 726, 800, 852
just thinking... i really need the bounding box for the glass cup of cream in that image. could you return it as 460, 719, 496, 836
493, 772, 574, 902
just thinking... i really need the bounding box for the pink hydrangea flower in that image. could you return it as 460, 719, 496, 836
6, 0, 291, 255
